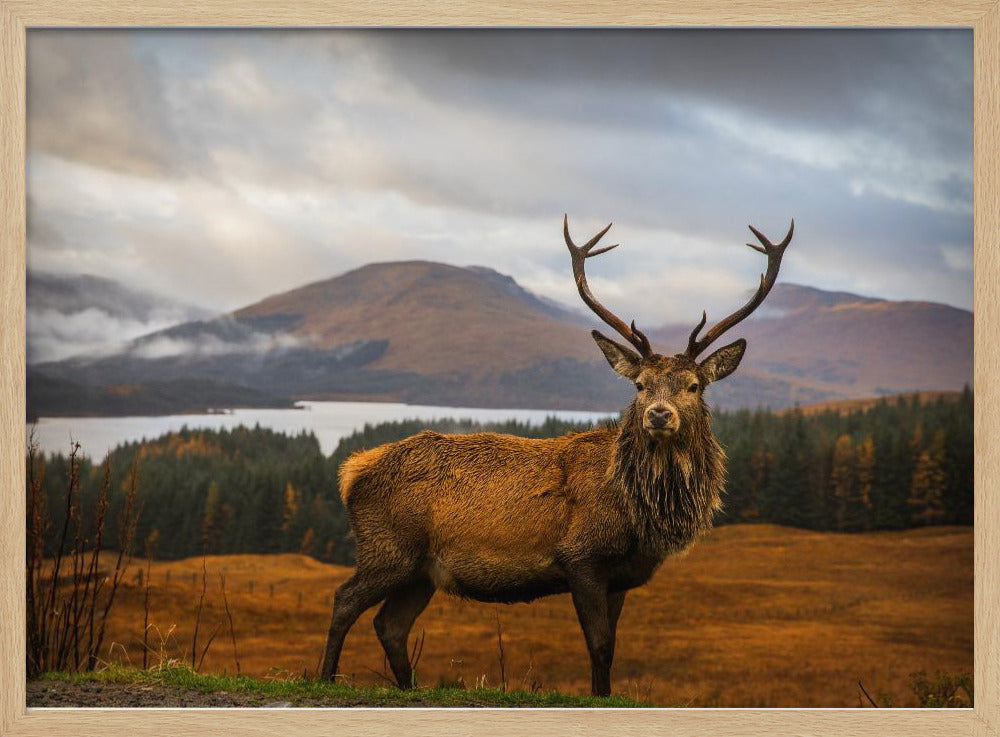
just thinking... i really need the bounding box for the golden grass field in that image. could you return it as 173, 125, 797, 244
96, 523, 972, 707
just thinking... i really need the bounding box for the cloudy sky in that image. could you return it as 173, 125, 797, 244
27, 29, 973, 356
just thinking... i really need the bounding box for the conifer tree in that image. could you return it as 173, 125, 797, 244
201, 481, 221, 553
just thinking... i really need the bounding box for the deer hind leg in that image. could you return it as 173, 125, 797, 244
373, 578, 436, 689
320, 565, 415, 682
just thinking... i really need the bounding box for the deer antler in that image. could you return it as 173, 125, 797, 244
686, 219, 794, 359
564, 215, 652, 358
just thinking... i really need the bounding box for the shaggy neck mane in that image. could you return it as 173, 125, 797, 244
612, 402, 726, 551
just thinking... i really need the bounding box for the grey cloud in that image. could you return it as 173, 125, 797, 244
27, 30, 179, 178
365, 30, 971, 137
25, 28, 973, 351
128, 330, 308, 360
28, 307, 204, 363
347, 30, 972, 229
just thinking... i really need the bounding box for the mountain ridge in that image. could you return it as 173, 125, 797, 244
28, 262, 973, 417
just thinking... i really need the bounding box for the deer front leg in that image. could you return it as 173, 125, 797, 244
569, 577, 615, 697
321, 565, 412, 681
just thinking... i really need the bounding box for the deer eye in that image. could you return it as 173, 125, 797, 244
635, 382, 644, 392
688, 382, 699, 393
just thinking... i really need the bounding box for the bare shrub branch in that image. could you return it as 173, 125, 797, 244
220, 572, 241, 676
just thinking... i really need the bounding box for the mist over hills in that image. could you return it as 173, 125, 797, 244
27, 272, 213, 364
27, 262, 973, 418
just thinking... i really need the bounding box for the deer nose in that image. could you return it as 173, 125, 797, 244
647, 407, 673, 429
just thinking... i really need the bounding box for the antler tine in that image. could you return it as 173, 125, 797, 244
685, 310, 708, 357
583, 221, 615, 250
747, 219, 794, 252
564, 215, 653, 358
686, 219, 794, 359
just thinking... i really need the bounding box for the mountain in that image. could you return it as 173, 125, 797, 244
27, 272, 213, 364
28, 265, 973, 417
233, 261, 595, 374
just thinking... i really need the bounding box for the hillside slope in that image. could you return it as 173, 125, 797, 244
65, 525, 971, 707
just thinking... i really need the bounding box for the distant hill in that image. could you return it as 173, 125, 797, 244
708, 284, 972, 402
28, 264, 973, 417
764, 283, 881, 312
776, 390, 965, 417
26, 373, 294, 423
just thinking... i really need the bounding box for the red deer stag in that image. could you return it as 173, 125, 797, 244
320, 215, 794, 696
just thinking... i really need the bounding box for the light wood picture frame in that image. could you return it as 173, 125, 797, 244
1, 2, 996, 735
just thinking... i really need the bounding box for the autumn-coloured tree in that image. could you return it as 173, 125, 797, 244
830, 434, 856, 530
855, 437, 875, 531
300, 527, 316, 557
281, 482, 300, 534
743, 444, 772, 522
908, 429, 948, 526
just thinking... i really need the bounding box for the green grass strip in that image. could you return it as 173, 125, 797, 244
35, 666, 651, 708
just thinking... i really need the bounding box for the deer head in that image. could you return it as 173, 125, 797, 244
564, 215, 793, 441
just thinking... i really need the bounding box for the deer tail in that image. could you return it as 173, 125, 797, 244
338, 445, 390, 503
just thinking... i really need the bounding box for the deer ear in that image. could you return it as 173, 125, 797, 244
699, 339, 746, 384
591, 330, 641, 380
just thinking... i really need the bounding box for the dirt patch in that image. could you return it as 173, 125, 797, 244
28, 680, 288, 708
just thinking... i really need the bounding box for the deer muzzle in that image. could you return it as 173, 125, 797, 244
643, 404, 680, 438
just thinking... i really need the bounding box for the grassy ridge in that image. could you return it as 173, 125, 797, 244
35, 666, 650, 708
